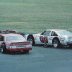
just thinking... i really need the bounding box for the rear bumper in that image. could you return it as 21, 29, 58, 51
6, 48, 32, 53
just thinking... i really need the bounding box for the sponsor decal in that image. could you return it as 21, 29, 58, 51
40, 36, 48, 43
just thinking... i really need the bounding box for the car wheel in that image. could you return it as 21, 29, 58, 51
1, 48, 6, 53
27, 36, 35, 45
52, 39, 60, 48
43, 37, 48, 48
25, 50, 29, 54
44, 42, 48, 48
0, 48, 4, 53
69, 45, 72, 48
1, 43, 6, 53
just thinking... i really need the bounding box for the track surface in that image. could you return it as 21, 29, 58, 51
0, 46, 72, 72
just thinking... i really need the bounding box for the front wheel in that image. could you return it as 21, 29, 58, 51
0, 47, 6, 53
0, 43, 6, 53
52, 39, 60, 48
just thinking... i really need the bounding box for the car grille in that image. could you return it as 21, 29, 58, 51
10, 42, 31, 48
16, 45, 25, 48
11, 42, 30, 46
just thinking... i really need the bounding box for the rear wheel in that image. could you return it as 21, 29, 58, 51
69, 45, 72, 48
43, 37, 48, 48
52, 39, 60, 48
44, 42, 48, 48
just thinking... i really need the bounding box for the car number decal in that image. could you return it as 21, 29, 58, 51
40, 36, 48, 43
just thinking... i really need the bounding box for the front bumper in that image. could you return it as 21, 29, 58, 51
6, 48, 32, 53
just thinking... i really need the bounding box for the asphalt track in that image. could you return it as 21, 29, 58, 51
0, 46, 72, 72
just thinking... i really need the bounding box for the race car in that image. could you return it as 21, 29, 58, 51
0, 30, 25, 36
26, 29, 72, 48
0, 33, 32, 53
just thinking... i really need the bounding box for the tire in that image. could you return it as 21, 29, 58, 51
69, 45, 72, 48
1, 43, 6, 53
44, 42, 48, 48
52, 38, 60, 48
0, 48, 4, 53
43, 37, 48, 48
25, 50, 29, 54
27, 36, 35, 45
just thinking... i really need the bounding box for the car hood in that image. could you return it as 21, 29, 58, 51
61, 35, 72, 37
6, 40, 30, 46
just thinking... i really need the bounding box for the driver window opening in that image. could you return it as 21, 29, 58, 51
51, 31, 58, 36
41, 31, 51, 36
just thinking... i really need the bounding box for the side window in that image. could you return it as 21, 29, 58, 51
41, 31, 51, 36
0, 36, 4, 41
51, 31, 58, 36
41, 31, 46, 35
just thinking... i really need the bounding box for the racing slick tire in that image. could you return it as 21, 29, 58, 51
44, 42, 48, 48
27, 35, 35, 45
52, 38, 60, 48
43, 36, 48, 48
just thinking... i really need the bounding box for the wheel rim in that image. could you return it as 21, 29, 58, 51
53, 43, 58, 48
1, 48, 3, 53
53, 40, 58, 48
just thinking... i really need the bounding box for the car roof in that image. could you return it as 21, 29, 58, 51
46, 29, 66, 32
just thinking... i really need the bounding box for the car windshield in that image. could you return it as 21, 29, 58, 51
6, 35, 26, 42
58, 30, 72, 36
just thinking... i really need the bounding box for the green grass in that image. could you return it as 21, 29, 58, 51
0, 0, 72, 33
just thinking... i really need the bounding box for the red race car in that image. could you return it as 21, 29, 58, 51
0, 33, 32, 54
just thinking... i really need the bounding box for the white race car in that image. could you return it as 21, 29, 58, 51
26, 29, 72, 48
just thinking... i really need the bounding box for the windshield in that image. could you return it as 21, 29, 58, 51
6, 35, 26, 42
58, 30, 72, 36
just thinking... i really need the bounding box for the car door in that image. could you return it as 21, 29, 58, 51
34, 33, 44, 44
39, 31, 51, 44
48, 31, 58, 45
